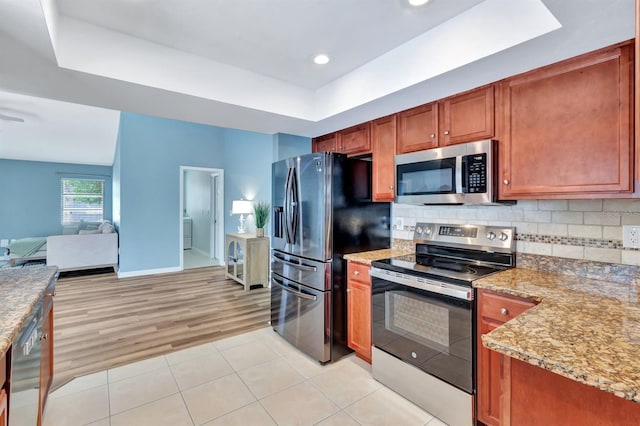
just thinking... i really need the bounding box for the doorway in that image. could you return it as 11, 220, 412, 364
179, 166, 224, 270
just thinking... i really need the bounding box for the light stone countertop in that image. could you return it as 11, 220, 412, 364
344, 248, 413, 265
473, 268, 640, 403
0, 266, 58, 358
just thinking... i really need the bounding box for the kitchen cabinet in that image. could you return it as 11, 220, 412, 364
346, 261, 372, 363
499, 42, 633, 199
396, 86, 495, 154
312, 132, 338, 153
397, 102, 438, 154
39, 283, 54, 424
371, 115, 397, 202
439, 85, 494, 146
477, 289, 536, 426
225, 233, 269, 291
1, 352, 6, 426
507, 357, 640, 426
339, 123, 371, 156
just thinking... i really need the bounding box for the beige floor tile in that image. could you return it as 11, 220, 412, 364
260, 381, 339, 426
426, 416, 449, 426
311, 358, 381, 408
86, 419, 111, 426
170, 352, 234, 391
258, 331, 298, 356
108, 354, 169, 382
202, 401, 276, 426
237, 358, 305, 399
109, 367, 179, 414
8, 388, 38, 408
182, 373, 256, 425
282, 349, 335, 379
11, 403, 39, 426
50, 371, 108, 399
111, 393, 194, 426
213, 329, 263, 351
345, 387, 434, 426
42, 384, 109, 426
315, 411, 362, 426
165, 343, 219, 365
220, 340, 280, 371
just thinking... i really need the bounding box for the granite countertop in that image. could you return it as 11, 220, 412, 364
0, 266, 58, 358
344, 248, 413, 265
473, 268, 640, 402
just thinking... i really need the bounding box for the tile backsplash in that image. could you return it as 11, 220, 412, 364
392, 199, 640, 266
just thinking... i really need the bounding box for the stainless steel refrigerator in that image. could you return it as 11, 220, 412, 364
270, 152, 391, 363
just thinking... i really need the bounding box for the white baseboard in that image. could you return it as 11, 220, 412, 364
117, 266, 181, 278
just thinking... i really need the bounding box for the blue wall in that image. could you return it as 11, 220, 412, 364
117, 113, 225, 273
0, 159, 113, 240
273, 133, 311, 160
223, 128, 274, 235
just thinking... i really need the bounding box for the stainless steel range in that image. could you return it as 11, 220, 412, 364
370, 222, 515, 426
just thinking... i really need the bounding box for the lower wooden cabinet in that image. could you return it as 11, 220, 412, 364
477, 289, 536, 426
346, 261, 372, 363
0, 389, 7, 426
0, 351, 6, 426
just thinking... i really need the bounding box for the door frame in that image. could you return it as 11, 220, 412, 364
179, 166, 225, 270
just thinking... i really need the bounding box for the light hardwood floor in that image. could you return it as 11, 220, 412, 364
53, 266, 270, 388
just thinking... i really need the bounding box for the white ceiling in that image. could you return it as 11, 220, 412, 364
0, 0, 635, 166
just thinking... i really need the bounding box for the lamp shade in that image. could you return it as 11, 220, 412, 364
232, 199, 253, 215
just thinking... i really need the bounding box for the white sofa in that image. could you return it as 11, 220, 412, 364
46, 232, 118, 272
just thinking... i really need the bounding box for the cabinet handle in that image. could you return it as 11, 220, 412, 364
443, 130, 450, 135
389, 185, 394, 190
429, 133, 436, 138
41, 333, 49, 341
500, 308, 508, 316
347, 288, 351, 293
354, 271, 360, 275
503, 179, 509, 185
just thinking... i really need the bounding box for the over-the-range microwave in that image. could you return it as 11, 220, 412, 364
395, 139, 513, 205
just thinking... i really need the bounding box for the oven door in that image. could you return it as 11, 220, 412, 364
370, 267, 474, 393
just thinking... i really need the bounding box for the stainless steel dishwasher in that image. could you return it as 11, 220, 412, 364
10, 296, 43, 426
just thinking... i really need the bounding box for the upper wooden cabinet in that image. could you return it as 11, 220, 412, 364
499, 42, 634, 199
371, 115, 397, 202
312, 132, 338, 153
397, 102, 439, 154
397, 86, 495, 154
439, 85, 494, 146
339, 123, 371, 156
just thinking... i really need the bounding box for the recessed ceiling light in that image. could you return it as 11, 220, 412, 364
313, 54, 330, 65
408, 0, 430, 6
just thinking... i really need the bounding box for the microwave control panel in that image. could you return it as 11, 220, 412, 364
464, 153, 487, 193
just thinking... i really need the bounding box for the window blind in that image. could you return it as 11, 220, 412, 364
61, 178, 105, 225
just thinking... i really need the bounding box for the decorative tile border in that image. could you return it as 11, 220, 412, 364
514, 233, 632, 250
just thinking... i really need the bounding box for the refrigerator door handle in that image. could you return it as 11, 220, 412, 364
285, 166, 299, 245
272, 254, 318, 272
284, 167, 293, 244
272, 277, 317, 301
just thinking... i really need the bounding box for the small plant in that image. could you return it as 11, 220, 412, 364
253, 201, 270, 229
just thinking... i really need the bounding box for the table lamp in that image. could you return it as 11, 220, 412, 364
232, 199, 253, 233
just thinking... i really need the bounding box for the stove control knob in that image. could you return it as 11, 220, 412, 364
425, 227, 432, 235
499, 232, 509, 241
416, 227, 423, 235
486, 231, 496, 240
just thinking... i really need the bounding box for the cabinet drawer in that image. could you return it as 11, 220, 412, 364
347, 261, 371, 285
479, 290, 535, 323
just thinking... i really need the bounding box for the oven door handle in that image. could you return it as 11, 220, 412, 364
369, 267, 474, 301
272, 278, 317, 301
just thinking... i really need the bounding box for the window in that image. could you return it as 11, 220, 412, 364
61, 178, 104, 225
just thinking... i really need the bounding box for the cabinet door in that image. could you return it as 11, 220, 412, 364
397, 103, 438, 154
440, 85, 494, 146
371, 115, 397, 202
477, 290, 536, 426
0, 389, 6, 426
39, 294, 54, 422
347, 261, 372, 363
312, 133, 338, 153
500, 43, 633, 199
339, 123, 371, 156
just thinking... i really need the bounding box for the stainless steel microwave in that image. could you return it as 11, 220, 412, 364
395, 139, 508, 205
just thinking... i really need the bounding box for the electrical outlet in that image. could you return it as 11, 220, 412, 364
395, 217, 404, 230
623, 225, 640, 248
